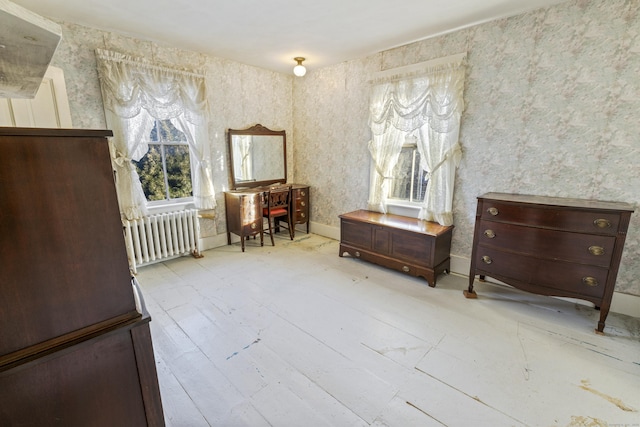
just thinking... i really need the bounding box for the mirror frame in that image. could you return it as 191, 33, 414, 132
227, 124, 287, 190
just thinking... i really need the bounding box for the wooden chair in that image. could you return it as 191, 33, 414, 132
262, 185, 294, 246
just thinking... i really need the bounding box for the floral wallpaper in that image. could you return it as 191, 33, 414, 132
293, 0, 640, 296
44, 0, 638, 296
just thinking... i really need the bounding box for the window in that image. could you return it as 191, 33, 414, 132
388, 142, 428, 204
134, 119, 193, 203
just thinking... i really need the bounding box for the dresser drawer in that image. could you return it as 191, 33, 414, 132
533, 260, 609, 299
474, 247, 608, 299
474, 246, 537, 283
242, 219, 262, 235
293, 203, 308, 222
355, 249, 419, 276
293, 196, 308, 212
293, 187, 309, 203
480, 201, 621, 235
478, 220, 615, 267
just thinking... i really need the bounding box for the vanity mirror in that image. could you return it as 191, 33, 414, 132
227, 124, 287, 189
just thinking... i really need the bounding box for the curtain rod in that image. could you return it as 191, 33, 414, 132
370, 52, 466, 83
95, 48, 206, 78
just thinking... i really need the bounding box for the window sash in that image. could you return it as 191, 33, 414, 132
135, 119, 194, 204
387, 144, 428, 204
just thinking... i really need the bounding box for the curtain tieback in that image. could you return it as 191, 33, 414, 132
113, 151, 133, 168
374, 165, 394, 180
425, 144, 462, 177
426, 156, 449, 178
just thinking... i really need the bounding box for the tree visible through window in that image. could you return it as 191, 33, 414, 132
134, 119, 193, 202
388, 143, 428, 203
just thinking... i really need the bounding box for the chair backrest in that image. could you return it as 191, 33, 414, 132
267, 185, 291, 215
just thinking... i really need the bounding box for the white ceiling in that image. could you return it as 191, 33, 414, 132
11, 0, 567, 75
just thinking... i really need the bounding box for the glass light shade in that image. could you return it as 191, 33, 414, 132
293, 64, 306, 77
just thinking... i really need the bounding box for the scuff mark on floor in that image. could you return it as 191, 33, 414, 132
566, 415, 608, 427
517, 322, 531, 381
579, 379, 637, 412
372, 345, 424, 356
226, 338, 261, 360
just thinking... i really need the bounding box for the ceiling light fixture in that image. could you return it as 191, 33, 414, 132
293, 57, 306, 77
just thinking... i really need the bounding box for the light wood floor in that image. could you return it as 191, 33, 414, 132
136, 233, 640, 427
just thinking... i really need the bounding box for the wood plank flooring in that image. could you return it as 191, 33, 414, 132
136, 233, 640, 427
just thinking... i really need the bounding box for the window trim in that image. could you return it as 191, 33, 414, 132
386, 200, 421, 218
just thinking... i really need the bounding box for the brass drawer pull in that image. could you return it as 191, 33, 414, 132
588, 245, 605, 256
484, 229, 496, 238
482, 255, 492, 264
355, 251, 360, 257
300, 191, 306, 196
593, 218, 611, 228
402, 266, 410, 272
582, 276, 599, 287
301, 201, 306, 207
300, 213, 306, 218
488, 207, 499, 216
250, 223, 257, 229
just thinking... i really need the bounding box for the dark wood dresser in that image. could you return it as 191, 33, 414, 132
0, 127, 164, 426
466, 192, 634, 334
339, 210, 453, 286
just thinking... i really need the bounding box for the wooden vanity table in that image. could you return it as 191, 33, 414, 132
225, 124, 310, 249
225, 184, 311, 250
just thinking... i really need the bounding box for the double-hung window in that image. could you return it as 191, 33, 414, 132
134, 119, 193, 204
367, 54, 465, 225
388, 142, 428, 204
96, 49, 216, 220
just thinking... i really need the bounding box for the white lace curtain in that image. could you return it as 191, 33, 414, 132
367, 53, 466, 226
95, 48, 216, 220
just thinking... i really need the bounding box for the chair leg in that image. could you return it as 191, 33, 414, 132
267, 216, 275, 246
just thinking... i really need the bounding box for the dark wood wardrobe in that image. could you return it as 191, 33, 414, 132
0, 128, 164, 426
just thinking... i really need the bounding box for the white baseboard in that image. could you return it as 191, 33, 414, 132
309, 221, 340, 241
609, 292, 640, 318
199, 234, 229, 251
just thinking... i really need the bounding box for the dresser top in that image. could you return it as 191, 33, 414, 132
479, 193, 635, 212
0, 127, 113, 138
339, 209, 452, 236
